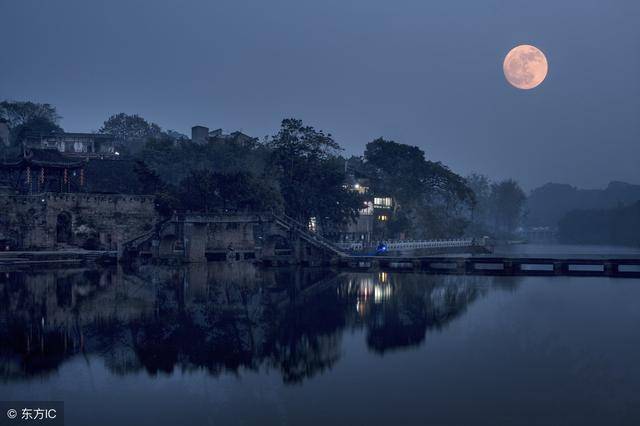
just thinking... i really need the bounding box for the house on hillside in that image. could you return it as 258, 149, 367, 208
332, 172, 395, 244
22, 131, 116, 159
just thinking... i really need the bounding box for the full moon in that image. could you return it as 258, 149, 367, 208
503, 44, 548, 90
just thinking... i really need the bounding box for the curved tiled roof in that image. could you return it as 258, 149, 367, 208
0, 148, 84, 169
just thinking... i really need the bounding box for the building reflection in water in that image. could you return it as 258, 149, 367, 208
0, 264, 519, 384
341, 272, 393, 317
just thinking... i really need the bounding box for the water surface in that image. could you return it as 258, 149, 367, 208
1, 262, 639, 425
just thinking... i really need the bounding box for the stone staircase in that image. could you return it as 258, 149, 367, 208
272, 214, 346, 257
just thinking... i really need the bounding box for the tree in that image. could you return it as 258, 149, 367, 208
137, 133, 271, 186
465, 174, 527, 238
177, 169, 281, 213
14, 116, 63, 142
0, 101, 63, 145
177, 170, 217, 213
0, 101, 60, 128
362, 138, 474, 238
100, 113, 163, 144
133, 160, 167, 194
135, 130, 279, 216
465, 173, 492, 235
132, 160, 178, 217
224, 172, 282, 212
489, 179, 527, 236
267, 118, 362, 227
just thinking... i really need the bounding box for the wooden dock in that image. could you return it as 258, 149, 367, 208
340, 255, 640, 278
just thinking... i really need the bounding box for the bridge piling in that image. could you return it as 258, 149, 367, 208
553, 261, 565, 275
503, 260, 516, 275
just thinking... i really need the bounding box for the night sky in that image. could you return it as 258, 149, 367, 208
1, 0, 638, 189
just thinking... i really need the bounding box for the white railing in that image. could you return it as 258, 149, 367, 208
335, 242, 366, 251
335, 238, 488, 252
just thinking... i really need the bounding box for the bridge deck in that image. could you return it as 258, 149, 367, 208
339, 255, 640, 278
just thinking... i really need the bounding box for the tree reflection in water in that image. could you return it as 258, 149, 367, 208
0, 264, 519, 384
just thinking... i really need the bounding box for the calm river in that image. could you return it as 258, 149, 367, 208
1, 245, 640, 425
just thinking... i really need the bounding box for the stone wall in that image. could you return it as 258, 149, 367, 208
0, 193, 158, 250
205, 221, 260, 251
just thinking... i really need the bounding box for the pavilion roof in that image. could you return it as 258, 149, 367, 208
0, 148, 85, 169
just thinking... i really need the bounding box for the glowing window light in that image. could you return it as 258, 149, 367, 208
374, 197, 392, 209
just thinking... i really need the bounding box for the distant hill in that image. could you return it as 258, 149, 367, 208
558, 201, 640, 246
526, 181, 640, 227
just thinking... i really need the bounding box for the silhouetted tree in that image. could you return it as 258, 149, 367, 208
489, 179, 526, 236
0, 101, 62, 145
138, 135, 270, 185
466, 173, 492, 235
133, 159, 178, 216
267, 118, 362, 227
0, 101, 60, 128
100, 113, 163, 145
362, 138, 474, 238
133, 160, 165, 194
177, 169, 281, 213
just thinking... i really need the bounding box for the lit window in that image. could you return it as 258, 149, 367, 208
377, 215, 388, 221
374, 197, 392, 209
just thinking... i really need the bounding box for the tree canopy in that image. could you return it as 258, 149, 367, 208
267, 119, 363, 226
0, 101, 63, 146
489, 179, 527, 236
134, 132, 280, 216
359, 138, 474, 238
1, 99, 529, 239
0, 101, 60, 128
466, 174, 527, 238
177, 169, 281, 213
100, 113, 163, 144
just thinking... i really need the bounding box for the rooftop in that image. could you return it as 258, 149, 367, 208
0, 148, 85, 169
24, 131, 114, 140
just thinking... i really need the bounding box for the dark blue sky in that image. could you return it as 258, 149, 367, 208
1, 0, 638, 189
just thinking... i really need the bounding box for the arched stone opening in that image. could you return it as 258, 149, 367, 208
159, 234, 180, 257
